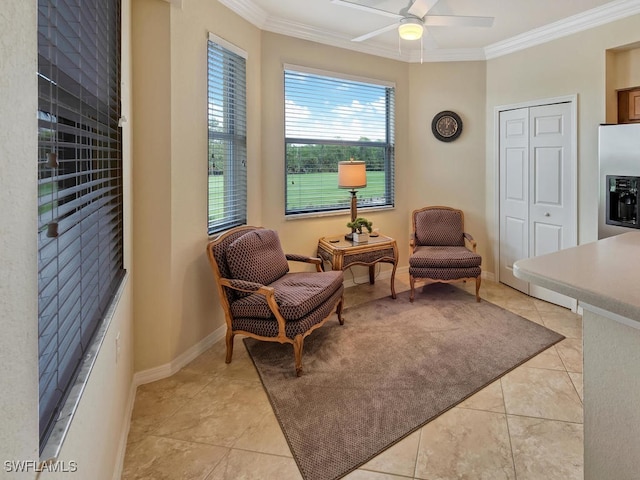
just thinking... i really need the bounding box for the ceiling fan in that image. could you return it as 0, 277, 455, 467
332, 0, 494, 43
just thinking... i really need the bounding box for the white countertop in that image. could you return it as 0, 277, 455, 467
513, 231, 640, 322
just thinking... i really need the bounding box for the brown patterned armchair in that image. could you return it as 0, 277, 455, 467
409, 206, 482, 302
206, 226, 344, 376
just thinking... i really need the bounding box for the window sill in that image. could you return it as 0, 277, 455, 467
285, 205, 394, 221
40, 271, 129, 463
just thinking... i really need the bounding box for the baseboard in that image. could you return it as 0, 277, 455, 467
482, 271, 496, 282
133, 325, 226, 386
112, 380, 138, 480
112, 324, 226, 479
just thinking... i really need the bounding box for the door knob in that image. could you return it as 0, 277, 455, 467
544, 212, 550, 217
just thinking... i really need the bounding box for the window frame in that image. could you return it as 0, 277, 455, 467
207, 33, 248, 235
283, 64, 395, 217
37, 0, 124, 456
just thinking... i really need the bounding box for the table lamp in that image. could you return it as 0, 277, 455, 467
338, 158, 367, 240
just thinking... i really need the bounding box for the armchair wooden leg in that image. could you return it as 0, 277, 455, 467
475, 276, 481, 302
410, 275, 415, 302
336, 297, 344, 325
293, 335, 304, 377
225, 329, 235, 364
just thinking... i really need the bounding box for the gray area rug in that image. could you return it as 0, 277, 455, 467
244, 283, 565, 480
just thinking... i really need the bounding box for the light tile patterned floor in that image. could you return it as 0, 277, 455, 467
122, 273, 583, 479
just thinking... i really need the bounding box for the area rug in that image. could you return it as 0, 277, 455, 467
244, 283, 565, 480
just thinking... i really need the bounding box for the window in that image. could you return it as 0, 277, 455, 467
284, 66, 395, 216
37, 0, 123, 450
207, 33, 247, 234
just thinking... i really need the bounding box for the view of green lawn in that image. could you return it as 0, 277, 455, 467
208, 170, 387, 222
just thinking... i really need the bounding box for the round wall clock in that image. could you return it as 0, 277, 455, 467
431, 110, 463, 142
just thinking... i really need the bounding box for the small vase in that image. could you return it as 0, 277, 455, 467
353, 231, 369, 243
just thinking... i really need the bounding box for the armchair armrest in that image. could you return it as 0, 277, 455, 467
220, 277, 286, 337
409, 232, 416, 249
286, 253, 323, 272
463, 232, 477, 252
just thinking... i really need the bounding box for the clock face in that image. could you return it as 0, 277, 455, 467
431, 111, 463, 142
436, 116, 458, 137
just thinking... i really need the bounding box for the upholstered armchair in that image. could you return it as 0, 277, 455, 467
206, 226, 344, 376
409, 206, 482, 302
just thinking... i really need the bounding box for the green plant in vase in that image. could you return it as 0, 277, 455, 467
347, 217, 373, 242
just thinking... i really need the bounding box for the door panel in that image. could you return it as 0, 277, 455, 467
528, 103, 576, 309
504, 216, 527, 284
506, 150, 526, 200
534, 148, 562, 205
533, 222, 562, 256
534, 114, 564, 135
499, 108, 529, 293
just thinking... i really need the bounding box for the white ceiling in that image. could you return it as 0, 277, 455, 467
218, 0, 640, 62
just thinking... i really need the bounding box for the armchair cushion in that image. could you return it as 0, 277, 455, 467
230, 270, 344, 321
409, 246, 482, 269
232, 286, 344, 339
414, 209, 464, 246
226, 229, 290, 293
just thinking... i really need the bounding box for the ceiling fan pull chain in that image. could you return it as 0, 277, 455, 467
420, 34, 424, 64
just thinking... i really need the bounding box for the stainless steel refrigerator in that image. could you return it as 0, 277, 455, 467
598, 123, 640, 239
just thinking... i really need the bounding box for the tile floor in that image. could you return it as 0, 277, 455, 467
122, 273, 583, 479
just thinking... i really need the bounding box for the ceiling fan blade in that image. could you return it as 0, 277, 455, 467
422, 29, 439, 49
352, 23, 398, 42
423, 15, 494, 28
407, 0, 440, 19
331, 0, 402, 20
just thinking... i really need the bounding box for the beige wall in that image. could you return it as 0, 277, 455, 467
485, 14, 640, 273
132, 0, 262, 370
132, 0, 174, 370
408, 61, 488, 265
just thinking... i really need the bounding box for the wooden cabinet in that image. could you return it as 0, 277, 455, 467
629, 89, 640, 121
618, 87, 640, 123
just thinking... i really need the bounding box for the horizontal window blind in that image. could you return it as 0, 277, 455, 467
207, 35, 247, 234
284, 68, 395, 215
37, 0, 123, 451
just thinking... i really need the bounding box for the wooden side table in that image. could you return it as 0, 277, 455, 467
317, 233, 398, 299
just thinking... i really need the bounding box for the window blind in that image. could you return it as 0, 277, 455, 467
284, 68, 395, 216
207, 35, 247, 234
37, 0, 123, 450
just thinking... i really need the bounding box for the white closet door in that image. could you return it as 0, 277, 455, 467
528, 103, 576, 308
499, 101, 576, 309
499, 108, 530, 293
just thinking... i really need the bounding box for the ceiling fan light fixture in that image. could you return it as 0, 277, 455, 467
398, 17, 423, 40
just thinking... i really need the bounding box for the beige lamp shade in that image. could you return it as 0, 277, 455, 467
338, 160, 367, 189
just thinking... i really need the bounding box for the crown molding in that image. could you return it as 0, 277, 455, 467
263, 16, 413, 62
218, 0, 269, 27
407, 47, 486, 63
219, 0, 640, 63
484, 0, 640, 59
